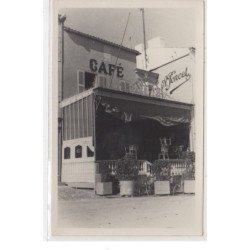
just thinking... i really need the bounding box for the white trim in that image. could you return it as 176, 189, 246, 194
59, 88, 94, 108
77, 69, 85, 93
82, 98, 84, 137
86, 96, 88, 136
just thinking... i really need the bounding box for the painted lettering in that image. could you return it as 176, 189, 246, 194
117, 66, 124, 78
89, 59, 98, 72
89, 59, 124, 78
98, 62, 108, 74
161, 67, 191, 93
108, 64, 116, 76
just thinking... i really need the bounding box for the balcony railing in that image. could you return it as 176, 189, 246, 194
96, 78, 169, 100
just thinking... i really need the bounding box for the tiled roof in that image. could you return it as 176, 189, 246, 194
64, 26, 141, 55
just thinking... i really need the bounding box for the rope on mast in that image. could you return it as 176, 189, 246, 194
109, 12, 131, 88
140, 8, 148, 70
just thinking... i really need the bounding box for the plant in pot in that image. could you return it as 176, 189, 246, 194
182, 151, 195, 194
96, 161, 113, 195
115, 158, 139, 196
152, 159, 171, 195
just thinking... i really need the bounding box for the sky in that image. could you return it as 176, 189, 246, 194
59, 8, 196, 49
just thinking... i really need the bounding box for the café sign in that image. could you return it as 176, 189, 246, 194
161, 67, 191, 94
89, 59, 124, 78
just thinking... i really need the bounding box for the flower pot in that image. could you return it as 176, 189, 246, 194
171, 175, 184, 194
154, 180, 170, 195
119, 180, 134, 196
96, 182, 113, 195
184, 180, 195, 194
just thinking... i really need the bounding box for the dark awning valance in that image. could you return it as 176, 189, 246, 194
94, 88, 193, 127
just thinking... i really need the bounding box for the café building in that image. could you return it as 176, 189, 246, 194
58, 19, 194, 188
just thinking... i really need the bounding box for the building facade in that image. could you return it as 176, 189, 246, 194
58, 17, 194, 189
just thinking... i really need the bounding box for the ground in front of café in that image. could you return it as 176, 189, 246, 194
57, 185, 196, 229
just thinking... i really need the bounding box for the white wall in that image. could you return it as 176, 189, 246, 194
136, 37, 195, 104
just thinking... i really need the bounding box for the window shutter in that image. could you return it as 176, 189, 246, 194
78, 71, 84, 85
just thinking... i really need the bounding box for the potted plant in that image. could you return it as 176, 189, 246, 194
182, 166, 195, 194
152, 159, 171, 195
171, 175, 184, 195
182, 151, 195, 194
95, 161, 113, 195
115, 158, 139, 196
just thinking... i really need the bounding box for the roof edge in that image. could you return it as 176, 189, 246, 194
64, 26, 141, 56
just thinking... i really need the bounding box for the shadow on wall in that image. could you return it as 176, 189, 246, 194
66, 31, 137, 63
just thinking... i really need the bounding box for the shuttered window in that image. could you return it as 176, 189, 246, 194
78, 70, 96, 93
78, 71, 85, 93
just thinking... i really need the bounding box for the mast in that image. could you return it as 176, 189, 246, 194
140, 8, 148, 70
109, 12, 130, 88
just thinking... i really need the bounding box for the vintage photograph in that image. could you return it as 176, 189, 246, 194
50, 0, 204, 237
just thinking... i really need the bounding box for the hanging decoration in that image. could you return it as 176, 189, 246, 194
141, 115, 189, 127
121, 112, 133, 123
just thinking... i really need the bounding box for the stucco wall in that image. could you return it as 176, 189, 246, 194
62, 30, 138, 99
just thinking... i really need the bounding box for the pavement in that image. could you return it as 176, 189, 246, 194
57, 186, 196, 229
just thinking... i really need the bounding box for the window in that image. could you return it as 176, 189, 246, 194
85, 72, 96, 89
75, 145, 82, 158
87, 146, 94, 157
64, 147, 70, 159
78, 71, 96, 93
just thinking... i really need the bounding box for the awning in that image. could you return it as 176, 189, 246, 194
140, 115, 189, 127
94, 88, 192, 127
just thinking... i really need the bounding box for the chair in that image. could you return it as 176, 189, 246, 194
124, 144, 138, 159
158, 137, 171, 159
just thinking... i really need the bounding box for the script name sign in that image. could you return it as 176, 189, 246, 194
161, 67, 191, 94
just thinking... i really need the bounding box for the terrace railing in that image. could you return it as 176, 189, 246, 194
96, 159, 189, 177
168, 159, 189, 176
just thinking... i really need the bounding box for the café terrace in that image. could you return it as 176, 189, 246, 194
58, 19, 195, 191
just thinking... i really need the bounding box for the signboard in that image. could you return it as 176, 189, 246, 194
161, 67, 191, 95
89, 59, 124, 78
155, 53, 194, 103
